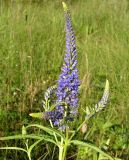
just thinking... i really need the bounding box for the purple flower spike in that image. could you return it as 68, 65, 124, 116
56, 3, 79, 125
43, 3, 79, 128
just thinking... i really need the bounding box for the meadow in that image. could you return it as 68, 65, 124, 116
0, 0, 129, 159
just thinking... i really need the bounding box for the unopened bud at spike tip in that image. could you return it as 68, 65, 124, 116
62, 2, 67, 12
105, 79, 109, 91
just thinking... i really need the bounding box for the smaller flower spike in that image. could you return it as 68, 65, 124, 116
44, 85, 57, 101
56, 2, 79, 126
85, 79, 109, 119
95, 79, 109, 112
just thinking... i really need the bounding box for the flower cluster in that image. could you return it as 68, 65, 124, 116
56, 3, 79, 125
43, 3, 79, 128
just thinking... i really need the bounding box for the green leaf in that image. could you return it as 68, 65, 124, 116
71, 140, 114, 160
22, 125, 27, 135
0, 134, 56, 145
26, 124, 65, 139
0, 134, 40, 141
29, 112, 43, 119
102, 122, 113, 130
0, 147, 27, 153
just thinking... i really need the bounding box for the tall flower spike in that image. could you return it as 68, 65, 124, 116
56, 2, 79, 125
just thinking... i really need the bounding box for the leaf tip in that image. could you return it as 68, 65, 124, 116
29, 112, 43, 119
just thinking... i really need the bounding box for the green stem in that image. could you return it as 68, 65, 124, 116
59, 138, 64, 160
46, 100, 59, 143
62, 128, 69, 160
25, 140, 32, 160
27, 153, 32, 160
49, 120, 58, 143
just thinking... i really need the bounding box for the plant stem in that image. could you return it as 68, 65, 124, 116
62, 128, 69, 160
25, 140, 31, 160
49, 120, 58, 143
59, 138, 64, 160
45, 100, 58, 143
59, 128, 69, 160
27, 153, 32, 160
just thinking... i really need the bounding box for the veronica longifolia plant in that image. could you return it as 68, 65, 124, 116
0, 2, 116, 160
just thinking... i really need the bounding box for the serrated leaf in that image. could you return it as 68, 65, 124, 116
0, 134, 39, 141
26, 124, 65, 139
0, 134, 56, 145
0, 147, 27, 153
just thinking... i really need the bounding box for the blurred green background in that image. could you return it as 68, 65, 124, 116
0, 0, 129, 159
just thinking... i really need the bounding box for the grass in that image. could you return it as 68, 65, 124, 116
0, 0, 129, 159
